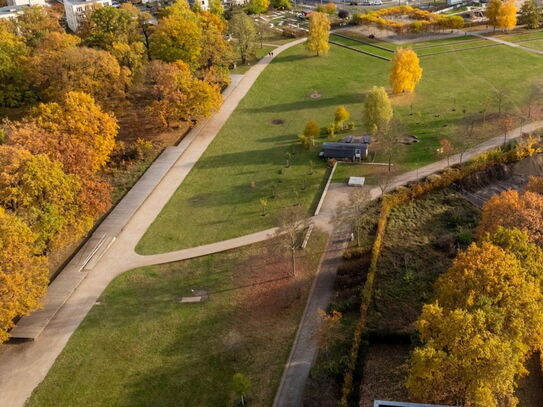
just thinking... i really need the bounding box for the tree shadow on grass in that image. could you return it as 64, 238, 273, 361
244, 93, 362, 114
271, 54, 313, 64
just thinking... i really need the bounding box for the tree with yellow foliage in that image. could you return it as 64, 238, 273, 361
407, 304, 528, 407
390, 48, 423, 94
408, 235, 543, 407
363, 86, 393, 134
334, 106, 350, 129
0, 146, 89, 252
497, 0, 517, 31
30, 91, 118, 172
306, 12, 330, 56
486, 0, 502, 30
0, 207, 48, 343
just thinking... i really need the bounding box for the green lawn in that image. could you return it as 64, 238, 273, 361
28, 232, 329, 407
138, 39, 543, 254
231, 45, 277, 75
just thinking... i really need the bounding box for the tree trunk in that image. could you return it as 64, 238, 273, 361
291, 248, 296, 277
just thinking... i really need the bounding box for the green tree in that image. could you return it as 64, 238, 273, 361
306, 12, 330, 56
231, 373, 251, 406
362, 86, 393, 135
0, 207, 48, 343
229, 11, 257, 64
209, 0, 225, 16
248, 0, 270, 14
486, 0, 502, 30
81, 6, 139, 49
272, 0, 292, 10
520, 0, 541, 29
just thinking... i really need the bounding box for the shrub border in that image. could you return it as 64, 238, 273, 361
339, 136, 541, 406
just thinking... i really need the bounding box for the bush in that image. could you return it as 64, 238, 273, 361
457, 229, 473, 245
342, 247, 366, 259
338, 9, 349, 19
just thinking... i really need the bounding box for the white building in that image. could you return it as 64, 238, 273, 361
7, 0, 46, 6
0, 0, 46, 20
0, 4, 23, 19
64, 0, 111, 32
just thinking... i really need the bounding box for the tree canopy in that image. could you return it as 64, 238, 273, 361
306, 12, 330, 56
390, 48, 423, 94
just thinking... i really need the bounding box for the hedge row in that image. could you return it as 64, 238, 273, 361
338, 135, 541, 406
352, 6, 464, 34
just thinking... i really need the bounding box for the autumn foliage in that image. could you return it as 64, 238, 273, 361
408, 230, 543, 406
477, 189, 543, 247
390, 48, 423, 94
0, 207, 48, 342
306, 12, 330, 56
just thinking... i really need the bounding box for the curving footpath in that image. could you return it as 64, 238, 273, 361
0, 37, 307, 407
1, 30, 543, 407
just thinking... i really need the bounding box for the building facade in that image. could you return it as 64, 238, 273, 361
64, 0, 111, 32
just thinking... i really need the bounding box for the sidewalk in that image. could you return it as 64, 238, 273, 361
0, 38, 308, 407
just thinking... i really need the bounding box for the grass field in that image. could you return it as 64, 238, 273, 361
28, 232, 328, 407
368, 189, 480, 334
138, 37, 543, 254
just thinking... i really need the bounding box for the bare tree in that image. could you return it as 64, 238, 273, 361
276, 206, 310, 276
493, 87, 510, 116
334, 188, 369, 247
378, 118, 405, 172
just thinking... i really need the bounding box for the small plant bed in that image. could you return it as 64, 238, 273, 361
367, 189, 480, 335
27, 232, 329, 407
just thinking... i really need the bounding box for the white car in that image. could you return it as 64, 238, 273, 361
374, 0, 383, 4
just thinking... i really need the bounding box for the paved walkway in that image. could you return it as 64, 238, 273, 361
0, 37, 307, 407
271, 120, 543, 406
2, 30, 543, 407
472, 32, 543, 56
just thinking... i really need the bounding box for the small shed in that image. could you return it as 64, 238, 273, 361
348, 176, 365, 187
319, 142, 368, 161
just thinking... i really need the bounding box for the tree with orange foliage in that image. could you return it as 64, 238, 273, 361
477, 190, 543, 247
390, 48, 423, 94
145, 60, 222, 128
0, 207, 48, 342
30, 91, 118, 172
497, 0, 517, 31
0, 146, 90, 252
527, 176, 543, 194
